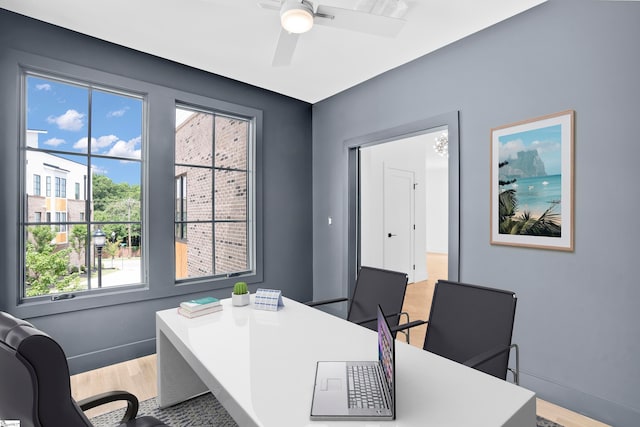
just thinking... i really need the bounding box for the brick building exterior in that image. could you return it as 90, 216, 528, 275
175, 111, 249, 279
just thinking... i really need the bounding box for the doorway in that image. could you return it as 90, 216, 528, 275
346, 112, 459, 303
359, 130, 449, 284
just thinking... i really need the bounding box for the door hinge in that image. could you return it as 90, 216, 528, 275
413, 264, 415, 270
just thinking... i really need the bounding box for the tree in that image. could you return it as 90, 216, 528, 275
104, 239, 121, 268
29, 225, 56, 253
70, 224, 88, 270
25, 226, 80, 296
497, 161, 561, 236
92, 173, 141, 254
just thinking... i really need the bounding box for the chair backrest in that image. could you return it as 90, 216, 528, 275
347, 266, 409, 331
0, 311, 92, 427
424, 280, 517, 380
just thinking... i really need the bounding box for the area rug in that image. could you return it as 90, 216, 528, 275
89, 393, 237, 427
90, 392, 563, 427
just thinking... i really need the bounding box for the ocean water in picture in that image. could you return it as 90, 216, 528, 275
508, 174, 561, 219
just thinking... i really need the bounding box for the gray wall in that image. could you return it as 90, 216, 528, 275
0, 10, 313, 373
312, 1, 640, 426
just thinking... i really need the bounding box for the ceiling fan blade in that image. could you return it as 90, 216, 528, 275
355, 0, 409, 19
272, 29, 299, 67
257, 0, 281, 11
315, 5, 405, 38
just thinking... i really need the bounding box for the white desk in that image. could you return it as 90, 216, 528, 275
156, 296, 535, 426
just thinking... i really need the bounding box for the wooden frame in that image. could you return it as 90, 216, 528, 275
491, 110, 574, 251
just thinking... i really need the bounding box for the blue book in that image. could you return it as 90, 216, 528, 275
180, 296, 220, 312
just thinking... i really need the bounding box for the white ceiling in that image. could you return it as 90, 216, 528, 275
0, 0, 546, 103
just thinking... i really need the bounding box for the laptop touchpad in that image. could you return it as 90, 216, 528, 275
322, 378, 343, 391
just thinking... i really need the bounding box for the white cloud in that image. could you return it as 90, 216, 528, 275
47, 109, 85, 131
36, 83, 52, 91
91, 164, 108, 175
499, 138, 527, 162
107, 107, 129, 118
499, 138, 560, 163
530, 139, 560, 154
73, 134, 118, 152
107, 136, 142, 160
43, 137, 65, 147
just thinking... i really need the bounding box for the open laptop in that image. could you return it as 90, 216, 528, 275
310, 305, 396, 421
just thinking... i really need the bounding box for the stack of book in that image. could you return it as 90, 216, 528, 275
178, 296, 222, 318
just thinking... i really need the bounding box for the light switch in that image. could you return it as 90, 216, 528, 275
328, 216, 332, 225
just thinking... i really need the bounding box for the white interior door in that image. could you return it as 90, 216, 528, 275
383, 165, 415, 281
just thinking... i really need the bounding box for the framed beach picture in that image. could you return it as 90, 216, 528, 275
490, 110, 574, 251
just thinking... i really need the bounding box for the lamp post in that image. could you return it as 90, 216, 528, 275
93, 228, 106, 288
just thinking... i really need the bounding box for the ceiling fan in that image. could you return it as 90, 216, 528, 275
258, 0, 408, 66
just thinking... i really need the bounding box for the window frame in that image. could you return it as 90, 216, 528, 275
33, 174, 41, 196
4, 49, 263, 319
174, 174, 187, 241
20, 69, 148, 302
173, 101, 262, 289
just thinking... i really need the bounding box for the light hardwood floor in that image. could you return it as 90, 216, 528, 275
70, 255, 610, 426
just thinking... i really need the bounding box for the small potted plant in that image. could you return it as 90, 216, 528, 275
232, 281, 250, 307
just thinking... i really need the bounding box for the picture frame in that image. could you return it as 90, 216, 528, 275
490, 110, 574, 251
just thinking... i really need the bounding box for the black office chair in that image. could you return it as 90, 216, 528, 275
306, 266, 412, 342
0, 311, 169, 427
397, 280, 520, 384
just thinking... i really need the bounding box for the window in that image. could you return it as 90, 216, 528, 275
174, 106, 254, 281
175, 175, 187, 240
22, 73, 144, 298
33, 174, 41, 196
55, 177, 67, 198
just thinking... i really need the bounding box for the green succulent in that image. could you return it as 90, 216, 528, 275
233, 281, 248, 295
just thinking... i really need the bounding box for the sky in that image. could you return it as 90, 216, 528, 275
27, 75, 143, 185
498, 124, 562, 176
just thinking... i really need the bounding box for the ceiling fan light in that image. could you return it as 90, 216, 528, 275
281, 0, 314, 34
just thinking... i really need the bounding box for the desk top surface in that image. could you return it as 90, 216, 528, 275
157, 296, 535, 427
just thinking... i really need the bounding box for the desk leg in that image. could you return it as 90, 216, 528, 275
504, 394, 537, 427
157, 328, 208, 408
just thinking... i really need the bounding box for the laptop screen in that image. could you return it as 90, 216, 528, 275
377, 305, 395, 402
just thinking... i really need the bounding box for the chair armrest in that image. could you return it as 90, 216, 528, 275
78, 390, 139, 423
352, 312, 409, 332
352, 311, 404, 327
391, 319, 428, 333
462, 345, 511, 369
305, 297, 349, 307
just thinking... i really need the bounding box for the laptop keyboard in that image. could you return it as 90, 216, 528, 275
347, 364, 386, 409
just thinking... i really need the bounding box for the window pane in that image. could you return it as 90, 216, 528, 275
215, 169, 247, 221
91, 90, 143, 160
215, 222, 248, 274
175, 109, 213, 167
175, 104, 253, 282
26, 76, 88, 154
173, 166, 212, 222
215, 116, 248, 170
92, 158, 141, 223
182, 222, 213, 278
22, 73, 145, 299
86, 227, 143, 289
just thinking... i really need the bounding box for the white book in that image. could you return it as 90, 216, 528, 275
180, 296, 220, 312
178, 305, 223, 318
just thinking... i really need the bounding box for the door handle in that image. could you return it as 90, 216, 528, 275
387, 233, 397, 238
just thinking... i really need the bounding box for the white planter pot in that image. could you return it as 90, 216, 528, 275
232, 292, 250, 307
